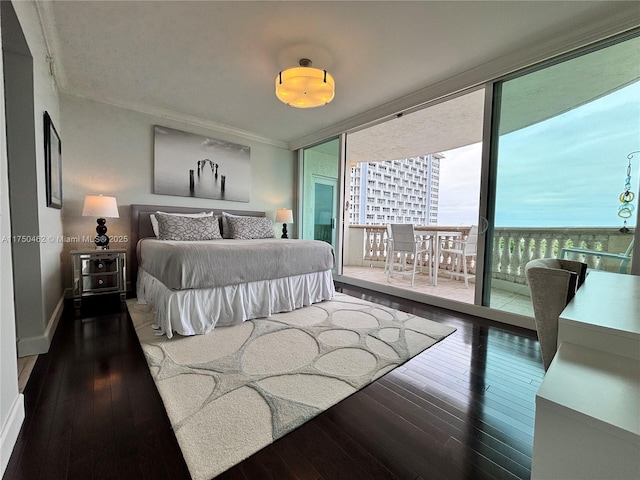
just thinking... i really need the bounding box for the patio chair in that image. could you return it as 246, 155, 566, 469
387, 223, 430, 287
439, 225, 478, 288
525, 258, 587, 370
559, 239, 634, 274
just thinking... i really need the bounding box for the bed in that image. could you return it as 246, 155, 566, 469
130, 204, 335, 338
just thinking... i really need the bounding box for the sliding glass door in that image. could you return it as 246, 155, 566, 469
341, 89, 484, 304
297, 32, 639, 327
300, 138, 341, 271
486, 35, 640, 314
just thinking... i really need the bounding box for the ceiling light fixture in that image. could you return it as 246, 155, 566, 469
275, 58, 335, 108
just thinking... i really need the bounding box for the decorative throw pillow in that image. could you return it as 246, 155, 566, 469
155, 213, 222, 241
220, 211, 235, 239
150, 211, 213, 237
225, 215, 275, 240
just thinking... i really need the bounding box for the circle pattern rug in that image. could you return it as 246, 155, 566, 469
127, 293, 456, 480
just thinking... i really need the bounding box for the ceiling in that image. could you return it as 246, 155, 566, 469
41, 1, 639, 149
347, 34, 640, 164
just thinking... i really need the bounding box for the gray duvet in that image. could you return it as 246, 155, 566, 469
138, 238, 334, 290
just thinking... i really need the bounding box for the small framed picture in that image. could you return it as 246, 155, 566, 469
44, 111, 62, 209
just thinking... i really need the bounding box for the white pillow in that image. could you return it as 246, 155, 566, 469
150, 211, 213, 237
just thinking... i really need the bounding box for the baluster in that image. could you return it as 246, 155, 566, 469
558, 235, 571, 260
522, 234, 532, 265
550, 238, 560, 261
377, 227, 384, 262
364, 228, 373, 261
383, 231, 389, 265
583, 237, 599, 269
597, 236, 609, 271
442, 235, 452, 272
416, 234, 427, 268
374, 229, 382, 262
512, 235, 523, 279
492, 234, 502, 278
544, 236, 554, 259
501, 234, 512, 278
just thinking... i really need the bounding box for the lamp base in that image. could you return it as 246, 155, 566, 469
281, 223, 289, 239
94, 218, 110, 249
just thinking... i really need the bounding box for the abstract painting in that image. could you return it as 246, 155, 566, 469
154, 126, 251, 202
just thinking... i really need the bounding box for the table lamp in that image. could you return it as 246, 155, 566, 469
82, 195, 119, 249
275, 208, 293, 239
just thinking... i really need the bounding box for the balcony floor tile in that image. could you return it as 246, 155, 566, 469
342, 266, 533, 317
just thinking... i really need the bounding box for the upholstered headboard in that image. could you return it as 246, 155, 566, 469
129, 204, 265, 291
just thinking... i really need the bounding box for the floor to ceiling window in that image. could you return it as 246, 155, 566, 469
341, 89, 485, 305
486, 35, 640, 312
298, 32, 639, 326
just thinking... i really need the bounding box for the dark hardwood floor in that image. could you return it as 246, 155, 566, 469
3, 284, 542, 480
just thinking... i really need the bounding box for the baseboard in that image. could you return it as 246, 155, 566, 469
17, 292, 65, 357
0, 393, 25, 476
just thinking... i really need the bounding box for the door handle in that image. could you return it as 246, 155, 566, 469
478, 217, 489, 234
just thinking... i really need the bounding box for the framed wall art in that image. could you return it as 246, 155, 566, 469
153, 125, 251, 202
44, 111, 62, 209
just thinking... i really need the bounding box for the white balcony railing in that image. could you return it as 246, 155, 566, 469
347, 225, 474, 276
345, 225, 634, 284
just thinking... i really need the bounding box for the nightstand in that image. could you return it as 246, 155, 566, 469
71, 249, 127, 307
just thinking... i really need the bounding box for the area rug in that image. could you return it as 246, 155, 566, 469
127, 293, 456, 480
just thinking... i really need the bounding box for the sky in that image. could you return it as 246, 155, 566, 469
437, 81, 640, 228
437, 143, 482, 226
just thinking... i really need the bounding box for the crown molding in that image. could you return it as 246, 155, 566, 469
36, 2, 287, 149
289, 8, 640, 151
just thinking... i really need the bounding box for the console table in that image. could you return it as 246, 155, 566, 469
531, 271, 640, 479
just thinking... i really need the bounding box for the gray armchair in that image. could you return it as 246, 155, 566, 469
524, 258, 587, 371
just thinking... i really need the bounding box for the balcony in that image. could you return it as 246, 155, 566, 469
342, 225, 634, 316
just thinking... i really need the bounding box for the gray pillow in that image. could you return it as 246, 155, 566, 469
150, 211, 213, 237
221, 212, 235, 239
225, 215, 275, 239
155, 213, 222, 241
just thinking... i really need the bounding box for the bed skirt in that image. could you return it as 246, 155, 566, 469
136, 268, 335, 338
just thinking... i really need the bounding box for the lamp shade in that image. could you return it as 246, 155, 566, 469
275, 208, 294, 224
275, 59, 335, 108
82, 195, 119, 218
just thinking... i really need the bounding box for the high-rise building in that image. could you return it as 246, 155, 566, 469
349, 154, 441, 225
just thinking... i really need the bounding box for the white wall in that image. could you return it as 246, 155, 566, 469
60, 94, 296, 288
17, 1, 63, 322
3, 0, 64, 467
10, 0, 64, 356
0, 5, 24, 476
0, 50, 24, 476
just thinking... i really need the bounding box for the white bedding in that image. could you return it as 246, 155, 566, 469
136, 268, 335, 338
